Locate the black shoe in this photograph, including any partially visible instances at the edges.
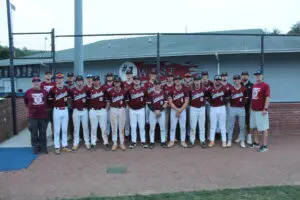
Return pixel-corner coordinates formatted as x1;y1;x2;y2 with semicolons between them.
129;142;137;149
249;142;260;149
161;142;167;148
188;142;195;148
200;141;208;148
141;143;148;148
91;144;96;150
41;149;48;154
104;144;110;150
32;148;39;154
149;143;155;149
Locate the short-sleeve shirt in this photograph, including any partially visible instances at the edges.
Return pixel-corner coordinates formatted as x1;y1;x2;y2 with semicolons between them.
48;86;71;108
107;88;127;108
190;87;208;108
208;86;228;107
147;90;168;111
70;87;88;109
168;86;189;108
86;86;107;109
127;86;147;109
229;86;248;107
251;82;270;111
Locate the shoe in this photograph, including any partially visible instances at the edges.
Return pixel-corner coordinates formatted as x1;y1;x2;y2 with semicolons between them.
222;142;227;148
234;138;240;143
208;141;215;148
240;141;246;148
167;141;175;148
200;141;208;148
111;144;118;151
32;148;39;154
247;134;252;145
120;144;126;151
41;149;48;154
104;144;110;150
226;141;232;148
91;144;96;150
141;143;148;148
149;143;155;149
161;142;167;148
248;142;260;149
72;144;79;151
55;148;60;154
181;141;188;148
129;142;137;149
257;145;268;152
188;142;195;148
62;147;71;152
86;144;91;150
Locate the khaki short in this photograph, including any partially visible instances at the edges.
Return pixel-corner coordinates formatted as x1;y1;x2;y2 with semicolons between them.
250;110;269;132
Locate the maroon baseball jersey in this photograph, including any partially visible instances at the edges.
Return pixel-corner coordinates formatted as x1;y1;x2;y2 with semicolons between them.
107;88;127;108
251;82;270;111
222;82;233;91
202;80;214;90
70;87;88;109
183;83;193;93
48;86;71;108
190;87;208;108
123;81;133;91
24;88;48;119
103;83;114;93
65;81;75;89
208;86;228;107
41;81;56;108
169;86;189;108
87;86;107;109
143;80;154;93
147;90;168;111
163;83;175;96
127;86;147;109
229;86;248;107
84;84;93;91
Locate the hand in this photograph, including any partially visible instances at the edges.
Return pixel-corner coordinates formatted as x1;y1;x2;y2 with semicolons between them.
262;110;268;115
155;110;161;118
176;110;181;117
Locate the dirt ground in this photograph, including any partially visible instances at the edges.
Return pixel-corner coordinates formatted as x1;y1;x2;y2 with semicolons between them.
1;134;300;200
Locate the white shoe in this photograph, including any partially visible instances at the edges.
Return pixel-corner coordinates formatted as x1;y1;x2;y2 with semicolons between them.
226;141;232;148
247;134;252;145
234;138;240;143
222;142;227;148
240;141;246;148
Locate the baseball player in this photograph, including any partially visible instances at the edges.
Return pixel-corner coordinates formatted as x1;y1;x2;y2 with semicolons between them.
183;73;193;137
189;75;208;148
163;72;175;139
48;73;72;154
107;76;127;151
103;72;114;136
227;74;248;148
65;72;75;88
87;75;109;150
207;75;229;148
40;71;56;139
127;75;147;149
147;79;168;148
144;68;157;124
249;69;270;152
123;70;133;137
239;71;254;145
65;72;75;142
168;75;189;148
220;72;232;135
70;75;90;151
85;74;94;90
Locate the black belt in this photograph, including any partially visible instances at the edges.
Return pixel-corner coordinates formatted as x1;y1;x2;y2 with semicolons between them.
74;108;86;111
91;108;105;110
130;106;145;110
191;105;204;108
111;106;125;108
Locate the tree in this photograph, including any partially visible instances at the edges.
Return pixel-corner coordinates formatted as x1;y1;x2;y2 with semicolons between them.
0;45;39;60
264;28;281;35
288;22;300;35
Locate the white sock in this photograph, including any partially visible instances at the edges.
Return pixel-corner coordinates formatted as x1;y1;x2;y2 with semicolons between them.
247;134;252;144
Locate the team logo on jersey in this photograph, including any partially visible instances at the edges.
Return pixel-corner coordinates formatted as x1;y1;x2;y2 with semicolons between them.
192;92;204;100
44;85;53;92
112;95;124;103
212;91;224;99
232;92;243;99
74;93;86;101
252;88;260;100
153;95;164;104
32;93;44;105
173;93;184;100
56;92;68;100
91;91;104;99
131;92;144;99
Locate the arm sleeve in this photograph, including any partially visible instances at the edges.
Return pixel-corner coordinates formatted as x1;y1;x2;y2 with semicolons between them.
265;84;271;97
24;91;29;107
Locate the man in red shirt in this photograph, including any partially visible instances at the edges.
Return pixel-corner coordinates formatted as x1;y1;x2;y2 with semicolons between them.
70;75;90;151
168;75;189;148
227;75;248;148
189;75;208;148
207;75;229;148
127;75;147;149
87;75;109;150
48;73;72;154
40;71;55;139
24;76;49;154
103;72;114;136
85;74;94;90
147;79;168;148
107;76;127;151
183;73;193;137
163;72;174;138
123;70;133;137
65;72;75;142
249;69;271;152
220;72;232;135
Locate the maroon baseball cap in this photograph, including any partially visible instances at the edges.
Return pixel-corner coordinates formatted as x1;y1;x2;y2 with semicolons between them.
133;75;140;80
184;73;192;78
233;74;241;80
32;76;41;82
174;75;182;80
221;72;228;77
201;71;209;76
56;73;64;79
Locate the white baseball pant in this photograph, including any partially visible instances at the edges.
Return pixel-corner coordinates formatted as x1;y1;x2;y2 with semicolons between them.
72;109;90;146
89;108;108;145
106;108;111;135
210;105;227;142
228;107;245;141
145;105;150;124
53;107;69;148
216;104;229;133
125;107;130;136
149;110;166;143
165;107;171;138
110;107;126;144
186;106;190;136
130;107;146;143
190;106;206;144
170;109;187;142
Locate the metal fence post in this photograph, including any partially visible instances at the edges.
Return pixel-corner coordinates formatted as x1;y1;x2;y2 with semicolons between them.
6;0;17;135
51;28;56;74
156;33;160;78
260;35;265;72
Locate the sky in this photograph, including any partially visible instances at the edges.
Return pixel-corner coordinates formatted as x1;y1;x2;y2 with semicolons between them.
0;0;299;51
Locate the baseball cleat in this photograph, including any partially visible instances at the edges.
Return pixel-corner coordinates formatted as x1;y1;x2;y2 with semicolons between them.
62;147;71;152
161;142;167;148
104;144;110;150
141;143;148;148
234;138;240;143
85;144;91;151
129;142;137;149
149;143;155;149
226;141;232;148
111;144;118;151
120;144;126;151
181;141;188;148
188;142;195;148
55;148;60;154
257;145;268;152
41;148;48;154
222;142;227;148
91;144;96;150
167;141;175;148
200;141;208;148
72;144;79;151
248;142;260;149
208;141;215;148
240;141;246;148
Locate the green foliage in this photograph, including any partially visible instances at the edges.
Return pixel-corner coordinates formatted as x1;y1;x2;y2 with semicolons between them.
288;21;300;35
0;45;39;60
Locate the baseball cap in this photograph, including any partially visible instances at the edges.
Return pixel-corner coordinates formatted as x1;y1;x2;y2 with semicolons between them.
45;71;52;75
114;76;122;82
193;75;202;81
106;72;113;77
32;76;41;82
214;75;222;80
150;68;157;74
167;72;174;77
201;71;209;76
254;69;263;75
126;69;133;74
174;75;182;80
221;72;228;77
86;74;93;78
93;75;100;81
154;79;161;85
241;71;249;76
75;75;84;81
56;72;64;79
233;74;241;80
184;73;192;78
67;72;74;77
133;75;140;80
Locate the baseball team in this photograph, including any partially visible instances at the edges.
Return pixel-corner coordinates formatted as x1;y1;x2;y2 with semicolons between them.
24;68;271;155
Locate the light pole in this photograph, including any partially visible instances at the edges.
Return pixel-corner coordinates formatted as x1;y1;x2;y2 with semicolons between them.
215;53;220;75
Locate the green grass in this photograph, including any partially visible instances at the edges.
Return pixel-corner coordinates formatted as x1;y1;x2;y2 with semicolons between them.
61;185;300;200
